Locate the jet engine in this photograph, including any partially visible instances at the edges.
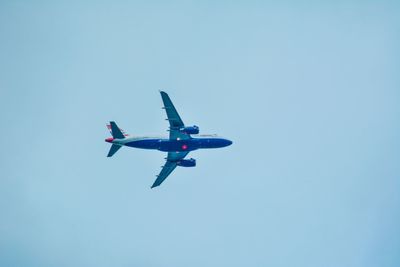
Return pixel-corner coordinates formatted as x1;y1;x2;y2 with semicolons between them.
180;125;199;135
177;158;196;167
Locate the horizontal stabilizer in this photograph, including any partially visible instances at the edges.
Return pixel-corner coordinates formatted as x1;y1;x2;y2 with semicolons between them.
109;121;125;139
107;144;122;157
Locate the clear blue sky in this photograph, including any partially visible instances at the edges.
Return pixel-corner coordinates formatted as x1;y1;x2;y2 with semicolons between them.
1;1;399;267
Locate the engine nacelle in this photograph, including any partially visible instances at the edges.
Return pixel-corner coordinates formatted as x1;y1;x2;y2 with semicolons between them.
177;158;196;167
180;125;199;135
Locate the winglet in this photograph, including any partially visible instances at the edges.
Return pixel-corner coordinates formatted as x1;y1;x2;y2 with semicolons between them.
151;178;161;189
151;177;160;189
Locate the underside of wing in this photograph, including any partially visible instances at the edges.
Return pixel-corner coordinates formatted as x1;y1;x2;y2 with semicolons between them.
160;91;184;128
160;91;191;140
151;161;178;189
151;151;190;188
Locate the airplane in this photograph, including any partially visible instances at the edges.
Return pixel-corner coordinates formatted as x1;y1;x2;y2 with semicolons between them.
105;91;233;188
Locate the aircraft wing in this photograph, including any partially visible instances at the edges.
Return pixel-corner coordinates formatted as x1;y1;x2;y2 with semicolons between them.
160;91;190;140
151;151;189;188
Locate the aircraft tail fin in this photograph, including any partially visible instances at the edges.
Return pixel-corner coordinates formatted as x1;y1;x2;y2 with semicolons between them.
107;144;122;157
106;121;127;139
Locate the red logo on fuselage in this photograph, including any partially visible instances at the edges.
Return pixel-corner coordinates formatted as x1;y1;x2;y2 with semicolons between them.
182;144;188;150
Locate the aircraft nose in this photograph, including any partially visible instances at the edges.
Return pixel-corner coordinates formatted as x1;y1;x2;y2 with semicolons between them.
222;139;233;147
105;137;114;143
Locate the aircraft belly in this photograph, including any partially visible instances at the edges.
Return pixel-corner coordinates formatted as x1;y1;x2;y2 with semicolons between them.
197;138;233;149
158;140;199;152
126;139;161;150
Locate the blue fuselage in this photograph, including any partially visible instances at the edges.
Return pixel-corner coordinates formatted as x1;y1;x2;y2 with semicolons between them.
125;137;232;152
